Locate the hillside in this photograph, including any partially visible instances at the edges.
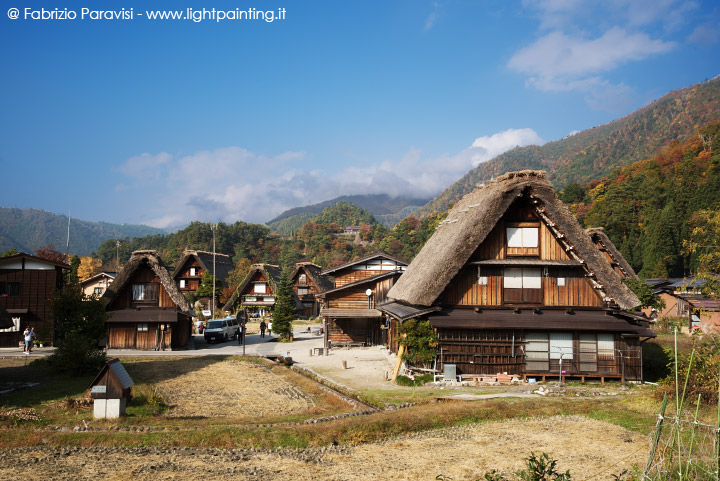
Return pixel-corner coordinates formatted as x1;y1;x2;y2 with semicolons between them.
573;121;720;278
267;194;429;234
415;76;720;218
0;207;169;256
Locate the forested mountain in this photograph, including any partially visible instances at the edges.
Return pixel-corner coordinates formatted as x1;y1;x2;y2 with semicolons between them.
569;121;720;279
415;76;720;218
0;207;168;256
94;221;276;268
267;194;429;234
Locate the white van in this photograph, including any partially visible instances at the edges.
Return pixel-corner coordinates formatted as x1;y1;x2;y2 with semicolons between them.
203;317;238;343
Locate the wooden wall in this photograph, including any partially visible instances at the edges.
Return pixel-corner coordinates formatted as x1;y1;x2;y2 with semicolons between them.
328;318;382;346
326;276;397;309
111;266;176;309
108;317;189;350
0;267;62;347
440;198;603;309
437;329;642;380
440;266;603;308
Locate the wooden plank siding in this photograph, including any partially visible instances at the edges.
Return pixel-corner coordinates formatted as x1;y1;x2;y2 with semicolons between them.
334;269;383;287
108;317;189;350
110;266;176;309
437;329;642;380
0;267;63;347
440;203;601;309
439;266;602;308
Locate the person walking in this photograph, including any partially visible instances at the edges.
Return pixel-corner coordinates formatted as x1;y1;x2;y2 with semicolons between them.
259;320;266;338
267;321;272;336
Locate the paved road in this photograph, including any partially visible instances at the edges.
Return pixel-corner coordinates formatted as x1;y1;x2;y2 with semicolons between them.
0;326;325;359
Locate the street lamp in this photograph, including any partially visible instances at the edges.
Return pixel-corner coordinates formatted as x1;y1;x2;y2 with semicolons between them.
365;288;372;309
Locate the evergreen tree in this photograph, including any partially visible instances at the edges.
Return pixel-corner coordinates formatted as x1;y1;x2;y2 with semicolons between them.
49;279;107;375
195;270;222;308
272;269;295;341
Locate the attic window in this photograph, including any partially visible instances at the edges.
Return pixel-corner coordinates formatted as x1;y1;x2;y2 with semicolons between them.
506;226;538;248
298;273;307;284
254;282;267;294
132;283;158;301
190;267;197;276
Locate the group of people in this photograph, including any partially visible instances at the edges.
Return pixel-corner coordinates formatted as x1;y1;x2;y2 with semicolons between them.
259;320;272;338
22;326;37;354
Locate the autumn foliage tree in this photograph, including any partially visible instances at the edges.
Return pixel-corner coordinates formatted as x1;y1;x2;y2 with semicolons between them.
34;245;67;264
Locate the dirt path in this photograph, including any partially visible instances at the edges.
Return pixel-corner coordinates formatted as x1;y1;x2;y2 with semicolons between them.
0;415;648;480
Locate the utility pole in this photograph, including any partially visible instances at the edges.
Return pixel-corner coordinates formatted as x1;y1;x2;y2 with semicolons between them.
212;223;217;320
65;211;71;263
116;241;120;269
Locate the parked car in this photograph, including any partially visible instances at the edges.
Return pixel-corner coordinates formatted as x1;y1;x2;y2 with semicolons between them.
203;317;238;343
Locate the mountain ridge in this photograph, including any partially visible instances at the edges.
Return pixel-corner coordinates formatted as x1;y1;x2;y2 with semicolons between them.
413;76;720;218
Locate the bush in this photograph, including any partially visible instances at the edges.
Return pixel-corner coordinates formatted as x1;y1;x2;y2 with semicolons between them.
659;334;720;405
395;373;434;387
49;331;106;375
399;318;438;367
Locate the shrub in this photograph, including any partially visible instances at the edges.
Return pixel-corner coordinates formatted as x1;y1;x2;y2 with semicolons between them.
659;334;720;404
395;373;434;387
399;318;438;367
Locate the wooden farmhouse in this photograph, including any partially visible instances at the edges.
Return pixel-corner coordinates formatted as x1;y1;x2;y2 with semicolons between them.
102;250;193;350
291;261;334;318
381;171;653;382
80;271;116;297
641;277;720;333
0;253;70;347
587;228;638;280
223;264;299;319
172;249;234;296
317;252;407;348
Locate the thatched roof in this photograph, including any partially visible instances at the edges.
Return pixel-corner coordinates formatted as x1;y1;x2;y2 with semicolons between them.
292;262;334;292
222;264;283;312
320;251;407;276
387;170;640;310
102;250;192;313
586;227;638;280
171;250;235;285
0;305;14;330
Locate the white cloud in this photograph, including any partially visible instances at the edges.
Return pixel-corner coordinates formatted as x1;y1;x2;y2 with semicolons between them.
117;152;172;179
508;28;674;92
688;21;720;46
424;1;441;31
117;129;544;227
468;129;545;166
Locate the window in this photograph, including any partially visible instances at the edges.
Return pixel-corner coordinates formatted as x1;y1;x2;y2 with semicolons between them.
132;283;158;301
190;267;197;276
93;287;104;296
254;282;267;294
298;273;307;284
0;317;20;333
525;332;549;371
506;227;538;248
503;267;542;303
477;266;488;286
549;332;573;360
298;287;309;295
137;323;149;332
179;280;186;288
0;282;21;297
557;277;566;286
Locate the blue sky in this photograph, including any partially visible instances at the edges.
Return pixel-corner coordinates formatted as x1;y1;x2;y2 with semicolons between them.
1;0;719;227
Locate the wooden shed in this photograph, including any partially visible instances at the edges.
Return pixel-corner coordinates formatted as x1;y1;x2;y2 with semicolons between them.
87;358;134;418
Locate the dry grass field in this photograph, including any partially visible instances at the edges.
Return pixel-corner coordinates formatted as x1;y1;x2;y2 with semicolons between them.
0;356;660;479
0;415;647;480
